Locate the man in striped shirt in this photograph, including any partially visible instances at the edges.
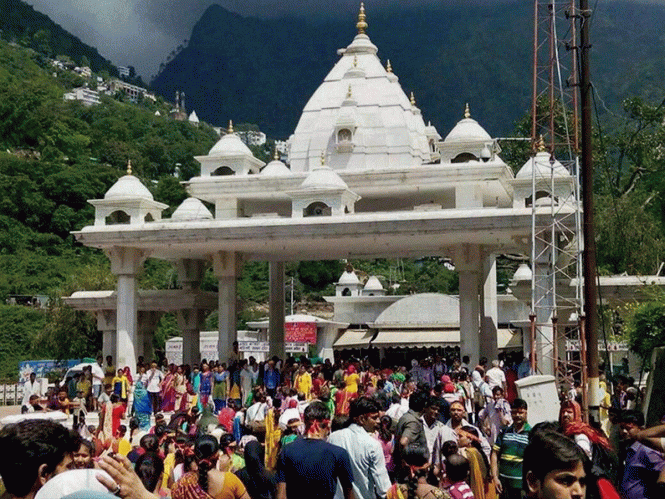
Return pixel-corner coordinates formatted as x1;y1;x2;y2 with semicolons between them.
491;398;530;499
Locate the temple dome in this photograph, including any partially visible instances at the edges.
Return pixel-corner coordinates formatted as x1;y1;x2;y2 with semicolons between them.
287;5;435;173
301;165;348;190
338;270;360;285
171;197;213;221
364;276;384;291
105;174;153;201
208;132;253;157
512;263;533;282
261;158;292;176
444;116;492;143
516;151;570;179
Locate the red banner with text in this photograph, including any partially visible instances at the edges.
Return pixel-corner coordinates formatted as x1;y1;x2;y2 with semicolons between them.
285;322;317;344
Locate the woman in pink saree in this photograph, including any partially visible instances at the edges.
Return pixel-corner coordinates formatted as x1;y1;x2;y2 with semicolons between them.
161;364;177;411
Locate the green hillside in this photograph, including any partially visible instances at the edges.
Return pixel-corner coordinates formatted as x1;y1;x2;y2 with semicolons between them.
0;38;221;378
0;0;117;74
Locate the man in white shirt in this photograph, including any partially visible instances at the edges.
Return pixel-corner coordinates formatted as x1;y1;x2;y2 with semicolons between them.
421;396;457;478
21;373;43;411
329;397;391;499
246;393;269;425
486;360;506;391
145;361;164;413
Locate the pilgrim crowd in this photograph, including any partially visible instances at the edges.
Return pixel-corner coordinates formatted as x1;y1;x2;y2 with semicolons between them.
3;350;665;499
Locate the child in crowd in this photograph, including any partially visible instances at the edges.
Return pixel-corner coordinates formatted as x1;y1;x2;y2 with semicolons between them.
446;454;475;499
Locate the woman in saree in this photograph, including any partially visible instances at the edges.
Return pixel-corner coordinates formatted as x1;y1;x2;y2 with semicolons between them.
456;426;496;499
161;364;177;412
174;365;187;412
213;364;228;412
132;378;152;430
387;443;451;499
171;435;250;499
199;362;215;410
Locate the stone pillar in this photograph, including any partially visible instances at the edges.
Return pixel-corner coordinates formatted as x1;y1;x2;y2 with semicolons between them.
316;325;337;361
480;252;499;363
97;310;116;359
213;252;239;364
269;262;286;359
177;259;208;365
137;311;160;364
178;309;207;366
107;247;147;374
454;244;481;368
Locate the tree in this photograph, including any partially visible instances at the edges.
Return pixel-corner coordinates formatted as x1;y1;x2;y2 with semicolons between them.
625;297;665;371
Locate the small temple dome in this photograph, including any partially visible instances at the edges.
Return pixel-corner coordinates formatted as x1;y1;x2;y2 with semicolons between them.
208;131;253;157
171;197;213;221
261;154;292;176
444;114;492;144
189;111;199;123
338;270;360;285
364;276;384;291
516;151;570;179
105;173;154;201
301;165;348;190
512;263;533;282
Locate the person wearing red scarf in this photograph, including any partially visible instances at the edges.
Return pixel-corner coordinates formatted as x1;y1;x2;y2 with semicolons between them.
559;400;612;458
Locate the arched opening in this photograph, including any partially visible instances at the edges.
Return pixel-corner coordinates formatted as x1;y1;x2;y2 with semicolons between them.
525;191;558;207
338;128;352;143
212;166;234;176
451;152;479;163
144;213;154;222
105;210;130;225
342;288;351;296
304;201;332;217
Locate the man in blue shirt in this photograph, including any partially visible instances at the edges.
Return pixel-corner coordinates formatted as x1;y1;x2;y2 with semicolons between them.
277;401;355;499
620;410;665;499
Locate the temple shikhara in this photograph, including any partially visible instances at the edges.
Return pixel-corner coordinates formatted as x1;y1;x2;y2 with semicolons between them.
67;4;578;374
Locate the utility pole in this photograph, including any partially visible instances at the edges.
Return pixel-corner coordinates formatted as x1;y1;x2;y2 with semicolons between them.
579;0;600;420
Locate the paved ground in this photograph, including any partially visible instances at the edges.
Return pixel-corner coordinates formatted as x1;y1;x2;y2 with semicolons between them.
0;405;19;418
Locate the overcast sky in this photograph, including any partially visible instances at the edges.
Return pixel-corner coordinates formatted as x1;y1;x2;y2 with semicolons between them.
24;0;651;79
24;0;518;78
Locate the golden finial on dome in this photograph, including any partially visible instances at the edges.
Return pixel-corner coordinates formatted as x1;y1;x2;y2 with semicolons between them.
274;148;279;161
386;59;392;73
356;2;368;35
353;55;358;68
320;151;326;166
537;134;546;152
227;120;234;133
410;92;416;106
347;85;353;99
464;103;470;119
126;159;132;176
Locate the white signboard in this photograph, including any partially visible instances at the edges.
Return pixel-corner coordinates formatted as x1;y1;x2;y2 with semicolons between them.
565;340;628;352
238;341;308;354
166;338;183;365
514;375;560;425
166;337;309;365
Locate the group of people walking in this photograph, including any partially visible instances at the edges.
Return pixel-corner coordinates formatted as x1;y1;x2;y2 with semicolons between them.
7;351;665;499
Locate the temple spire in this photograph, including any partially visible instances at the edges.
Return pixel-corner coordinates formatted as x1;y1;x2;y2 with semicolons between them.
126;159;132;176
464;103;470;119
410;92;416;106
356;2;368;34
386;59;392;73
227;120;234;133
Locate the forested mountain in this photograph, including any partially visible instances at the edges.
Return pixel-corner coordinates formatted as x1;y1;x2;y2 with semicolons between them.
0;0;117;74
152;1;665;139
0;38;221;377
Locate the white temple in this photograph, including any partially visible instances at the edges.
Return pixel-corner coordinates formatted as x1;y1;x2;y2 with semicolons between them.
69;4;577;373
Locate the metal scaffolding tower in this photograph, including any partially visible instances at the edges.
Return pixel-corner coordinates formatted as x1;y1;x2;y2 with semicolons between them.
529;0;585;405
